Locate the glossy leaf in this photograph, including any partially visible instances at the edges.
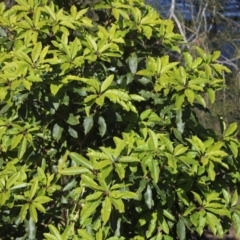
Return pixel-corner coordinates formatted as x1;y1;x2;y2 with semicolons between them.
69;152;93;170
101;197;112;225
52;123;63;141
78;229;94;240
144;185;153;209
98;116;107;137
83;115;94;135
176;218;186;240
129;53;138;74
60;166;90;175
48;225;62;240
231;190;238;207
29;179;38;200
101;75;114;93
18;137;27;159
224;122;238;138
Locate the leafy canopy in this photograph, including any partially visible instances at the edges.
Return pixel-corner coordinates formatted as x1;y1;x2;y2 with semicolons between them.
0;0;240;239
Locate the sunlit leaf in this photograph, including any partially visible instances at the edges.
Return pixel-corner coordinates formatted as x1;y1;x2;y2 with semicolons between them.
101;196;112;225
18;137;27;159
69;152;93;170
60;166;90;175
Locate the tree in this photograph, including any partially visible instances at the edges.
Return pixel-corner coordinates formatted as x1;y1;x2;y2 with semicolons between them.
146;0;240;129
0;0;240;239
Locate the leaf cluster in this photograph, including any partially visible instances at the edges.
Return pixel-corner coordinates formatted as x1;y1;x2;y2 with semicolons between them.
0;0;239;239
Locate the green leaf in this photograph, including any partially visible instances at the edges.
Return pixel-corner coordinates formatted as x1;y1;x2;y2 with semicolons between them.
233;213;240;237
183;52;193;67
69;152;93;170
206;208;231;217
231;190;238;207
18;137;27;159
136;69;154;76
98;171;109;191
77;229;94;240
207;161;216;181
44;6;56;20
224;122;238;138
118;156;139;163
66;114;79;125
29;179;38;200
206;212;217;235
144;185;153;209
29;205;38;222
52;123;63;141
6;172;20;188
175;94;185;109
191;191;202;205
34;196;52;204
148;129;158;149
120;191;138;199
70;38;80;59
130;94;145;101
20;204;29;221
159;216;169;234
176;218;186;240
207;88;215;104
83;115;94;135
149;160;159;183
161;62;178;74
98;116;107;137
115;164;125;180
229;141;238;158
23;79;32;90
86;35;98;52
31;42;42;62
183;205;196;216
101;75;114;93
50;84;63;96
85;191;103;201
129;53;138;74
68;126;78;138
11;134;23;149
33;202;46;213
81;199;101;224
146;212;157;238
174;144;188;157
24;217;36;240
184;89;194;104
62;224;73;240
48;224;62;240
110;197;125;213
60;166;90;175
81;175;103;191
195;47;207;61
101;196;112;225
163;210;175;221
211;51;221;61
39;46;50;62
43;233;59;240
222;189;230;205
0;88;7;100
140;109;152;120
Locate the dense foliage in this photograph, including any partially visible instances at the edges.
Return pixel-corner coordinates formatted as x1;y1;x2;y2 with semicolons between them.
0;0;240;239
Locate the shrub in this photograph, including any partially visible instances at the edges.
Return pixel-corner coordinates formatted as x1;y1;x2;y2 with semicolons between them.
0;0;240;239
